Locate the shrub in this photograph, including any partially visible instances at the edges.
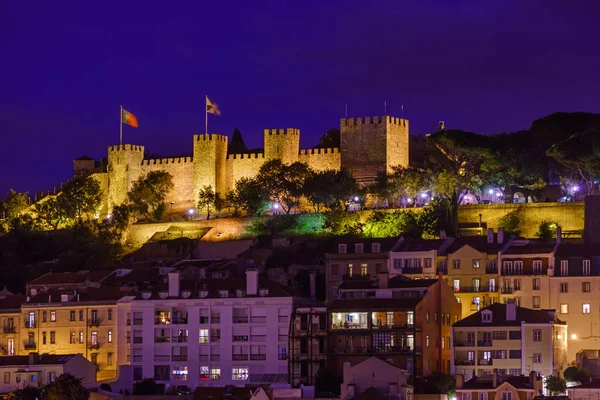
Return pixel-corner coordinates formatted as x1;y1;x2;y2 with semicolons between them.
323;211;363;236
499;207;523;236
536;220;561;240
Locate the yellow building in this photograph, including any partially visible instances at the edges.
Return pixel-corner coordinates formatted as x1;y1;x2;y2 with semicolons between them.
0;295;25;357
20;287;130;380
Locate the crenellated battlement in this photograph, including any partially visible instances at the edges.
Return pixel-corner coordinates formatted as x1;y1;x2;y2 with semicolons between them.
227;152;265;160
193;133;228;142
108;144;145;152
340;116;408;127
264;128;300;136
299;147;340;155
142;157;192;166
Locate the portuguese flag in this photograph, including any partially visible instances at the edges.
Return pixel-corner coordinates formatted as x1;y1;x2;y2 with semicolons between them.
122;108;139;128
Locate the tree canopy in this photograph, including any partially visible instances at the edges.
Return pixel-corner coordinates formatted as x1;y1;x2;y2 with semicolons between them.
128;170;174;221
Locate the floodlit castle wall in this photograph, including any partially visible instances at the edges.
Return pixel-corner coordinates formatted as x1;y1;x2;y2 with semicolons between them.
225;153;266;193
141;157;195;206
264;128;300;164
298;147;341;171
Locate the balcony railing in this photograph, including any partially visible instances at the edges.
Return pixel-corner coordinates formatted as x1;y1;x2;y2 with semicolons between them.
154;317;171;325
501;287;514;294
211;354;220;361
133;337;143;344
232;354;249;361
250;354;267;360
453;340;476;347
211;317;220;324
250;335;266;342
477;341;493;346
233;317;249;323
24;343;36;350
171;336;188;343
155;337;170;343
501;269;523;276
278;354;288;360
454;359;475;366
171;317;188;325
278;335;288;342
486;267;498;274
454;286;497;293
133;318;143;325
211;336;220;342
331;323;368;330
372;323;421;330
88;319;100;327
250;316;266;323
333;346;421;355
154;355;170;361
3;326;16;333
89;343;100;350
478;359;492;365
171;355;188;361
24;321;35;329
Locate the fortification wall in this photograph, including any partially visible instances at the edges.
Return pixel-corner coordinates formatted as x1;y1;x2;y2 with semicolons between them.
340;116;389;178
225;152;266;193
386;117;409;172
91;172;109;216
458;202;584;238
107;144;145;210
141;157;195;207
298;147;341;171
264;128;300;164
193;134;228;198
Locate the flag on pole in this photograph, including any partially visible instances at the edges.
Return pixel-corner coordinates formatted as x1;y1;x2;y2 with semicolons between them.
121;108;139;128
206;96;221;116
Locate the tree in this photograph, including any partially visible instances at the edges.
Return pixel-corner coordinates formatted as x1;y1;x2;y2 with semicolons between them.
232;177;270;216
133;378;164;395
197;185;223;220
44;373;89;400
535;220;561;240
304;169;361;212
257;159;311;214
315;128;340;149
323;211;363;236
7;386;42;400
128;171;173;221
35;197;70;230
498;208;523;236
544;375;566;395
390;166;432;205
423;372;456;396
370;171;395;207
60;176;102;220
363;210;422;239
1;189;29;219
547;129;600;195
563;366;591;382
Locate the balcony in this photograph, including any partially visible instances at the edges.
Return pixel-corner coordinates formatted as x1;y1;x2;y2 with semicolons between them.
375;345;421;354
250;354;267;361
278;335;288;342
24;321;35;329
454;340;476;347
233;316;249;324
171;355;188;361
89;343;100;350
171;317;188;325
454;286;497;293
171;336;188;343
133;337;143;344
477;341;493;347
250;316;266;323
278;354;288;360
232;354;249;361
3;326;16;333
250;335;266;342
454;359;475;366
372;323;422;330
24;343;36;350
199;355;209;361
154;337;170;343
501;269;523;276
154;317;171;325
211;354;220;361
486;267;498;274
154;355;170;362
211;317;220;324
501;287;514;294
88;319;100;327
478;359;492;365
401;267;423;274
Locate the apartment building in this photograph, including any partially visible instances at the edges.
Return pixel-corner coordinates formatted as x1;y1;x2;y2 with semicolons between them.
26;271;114;296
327;275;461;381
325;237;400;302
21;287;129;380
0;295;25;357
389;238;454;278
116;270;307;391
455;370;543;400
288;307;327;386
451;301;567;381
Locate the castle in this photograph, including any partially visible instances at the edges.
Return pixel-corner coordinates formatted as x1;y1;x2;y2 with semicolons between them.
74;116;409;213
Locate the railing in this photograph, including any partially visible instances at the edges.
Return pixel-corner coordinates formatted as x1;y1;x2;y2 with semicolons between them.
154;355;170;361
250;354;266;360
232;336;248;342
250;335;266;342
250;316;266;323
198;355;209;361
171;317;188;325
172;355;188;361
3;326;16;333
133;318;143;325
133;337;143;344
278;316;288;323
454;341;476;347
501;270;523;276
501;287;514;294
155;337;170;343
486;267;498;274
454;359;475;365
477;341;493;346
24;321;35;328
211;354;220;361
330;323;368;330
278;354;288;360
88;319;100;327
372;323;421;330
233;317;249;323
24;343;36;350
479;359;492;365
154;317;171;325
89;343;100;350
171;336;188;343
210;336;220;342
211;317;220;324
232;354;249;361
454;286;497;293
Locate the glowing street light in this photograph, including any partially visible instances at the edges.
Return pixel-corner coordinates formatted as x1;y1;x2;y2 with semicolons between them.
571;186;579;193
106;214;112;220
353;196;359;202
273;203;279;209
406;198;412;203
488;189;494;194
188;209;195;215
421;193;428;199
571;333;577;340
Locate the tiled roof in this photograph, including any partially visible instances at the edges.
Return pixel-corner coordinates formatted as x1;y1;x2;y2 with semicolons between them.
444;236;505;255
0;295;26;310
328;297;423;311
28;271;112;286
453;303;564;327
0;354;77;366
389;277;438;289
503;240;557;255
460;375;536;390
555;242;600;257
25;287;132;305
327;237;401;255
394;239;450;252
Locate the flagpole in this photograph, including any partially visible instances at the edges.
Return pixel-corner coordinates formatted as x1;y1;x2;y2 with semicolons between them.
120;105;123;145
205;95;208;135
345;104;348;118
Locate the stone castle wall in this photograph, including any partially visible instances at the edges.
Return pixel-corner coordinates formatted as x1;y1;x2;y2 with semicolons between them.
225;152;266;193
264;128;300;164
141;157;195;206
298;148;341;171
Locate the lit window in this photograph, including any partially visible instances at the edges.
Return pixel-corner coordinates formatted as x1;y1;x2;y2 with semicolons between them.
210;368;221;380
426;335;430;347
199;329;209;343
108;330;113;343
560;283;568;293
472;259;480;269
583;304;591;314
560;304;568;314
360;264;368;276
200;366;209;380
560;260;568;276
347;264;353;277
533;329;542;341
50;311;56;322
232;367;248;380
583;260;591;276
532;297;540;309
172;366;188;381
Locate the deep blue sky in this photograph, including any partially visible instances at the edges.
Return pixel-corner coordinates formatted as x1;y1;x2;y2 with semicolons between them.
1;1;599;196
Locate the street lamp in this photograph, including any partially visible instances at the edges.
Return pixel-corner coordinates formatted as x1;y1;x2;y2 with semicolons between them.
170;202;175;214
353;196;359;202
488;189;494;194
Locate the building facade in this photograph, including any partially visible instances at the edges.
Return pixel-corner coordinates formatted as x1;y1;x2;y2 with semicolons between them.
288;307;327;386
451;302;568;380
0;295;25;357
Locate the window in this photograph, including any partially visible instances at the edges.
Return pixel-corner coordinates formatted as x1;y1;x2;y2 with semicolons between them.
50;331;55;344
70;311;75;321
583;282;591;292
492;331;507;340
108;309;113;321
533;260;542;274
347;264;353;277
426;312;430;323
479;393;488;400
426;335;430;347
425;258;432;268
70;331;76;344
232;367;248;381
3;372;9;384
331;264;340;275
79;331;84;344
533;353;542;363
360;264;368;276
42;311;47;322
560;304;568;314
200;366;210;380
91;331;98;346
533;278;540;290
107;352;113;366
453;260;460;269
514;261;523;274
199;329;209;343
560;283;568;293
338;244;347;254
509;369;521;376
210;368;221;380
472;259;480;269
482;312;492;323
371;243;380;253
441;337;445;349
79;310;83;321
50;311;56;322
533;329;542;341
355;244;363;254
91;353;98;365
509;350;522;358
453;279;460;292
583;260;591;276
48;372;56;383
172;366;188;381
583;304;591;314
108;330;113;343
561;260;568;276
42;332;47;345
514;279;521;290
533;296;540;309
331;312;368;329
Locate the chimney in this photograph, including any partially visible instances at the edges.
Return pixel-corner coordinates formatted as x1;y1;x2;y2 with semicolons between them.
309;271;316;300
377;272;389;289
556;227;562;244
506;299;517;321
28;352;39;365
497;228;504;244
246;269;258;296
493;369;498;388
456;374;464;389
487;228;494;244
440;230;447;239
167;271;180;297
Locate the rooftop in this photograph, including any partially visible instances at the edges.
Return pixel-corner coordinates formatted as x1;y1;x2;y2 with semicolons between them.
453;303;564;327
555;241;600;258
25;287;132;305
460;375;536;390
0;354;77;366
503;239;557;255
28;271;112;286
327;237;401;255
0;295;27;310
444;235;506;255
394;238;451;252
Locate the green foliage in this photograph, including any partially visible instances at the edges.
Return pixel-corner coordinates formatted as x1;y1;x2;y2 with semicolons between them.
536;220;561;240
232;177;270;216
370;171;395;206
294;214;325;234
303;169;361;212
1;189;29;219
133;378;164;395
363;210;421;239
128;170;174;221
245;218;270;236
61;176;103;220
563;366;590;382
35;197;70;230
390;166;432;202
7;386;42;400
498;208;523;236
323;211;363;236
45;373;89;400
258;159;311;213
423;372;456;396
197;185;223;220
544;375;566;395
225;190;243;217
419;198;452;238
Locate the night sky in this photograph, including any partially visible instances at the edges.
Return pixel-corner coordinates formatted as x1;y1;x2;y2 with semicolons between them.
2;1;599;196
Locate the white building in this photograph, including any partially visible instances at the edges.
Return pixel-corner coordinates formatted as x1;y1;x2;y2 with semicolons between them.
341;356;411;400
116;269;306;391
0;353;97;394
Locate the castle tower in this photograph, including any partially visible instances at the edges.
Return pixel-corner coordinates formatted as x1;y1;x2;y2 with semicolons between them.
263;128;300;164
193;134;228;198
107;144;145;210
340;116;409;182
